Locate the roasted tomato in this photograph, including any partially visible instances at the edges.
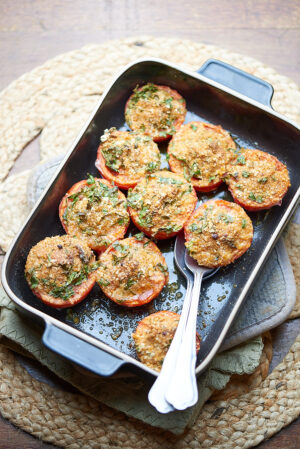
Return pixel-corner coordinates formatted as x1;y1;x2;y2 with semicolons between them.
128;170;197;239
97;235;168;307
184;199;253;268
125;83;186;142
95;128;161;189
59;175;129;253
168;121;237;191
25;235;97;308
225;148;291;211
132;311;201;372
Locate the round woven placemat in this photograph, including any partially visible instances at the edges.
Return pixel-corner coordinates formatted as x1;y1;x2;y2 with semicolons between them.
0;36;299;448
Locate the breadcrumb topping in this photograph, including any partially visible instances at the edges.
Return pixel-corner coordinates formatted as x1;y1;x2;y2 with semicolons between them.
185;200;253;267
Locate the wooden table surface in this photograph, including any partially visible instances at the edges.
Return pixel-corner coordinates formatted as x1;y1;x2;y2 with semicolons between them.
0;1;299;448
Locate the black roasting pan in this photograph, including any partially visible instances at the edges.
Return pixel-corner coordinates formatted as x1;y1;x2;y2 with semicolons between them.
2;58;300;380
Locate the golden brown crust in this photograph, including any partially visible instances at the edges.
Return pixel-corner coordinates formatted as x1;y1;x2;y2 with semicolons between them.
184;199;253;268
97;236;168;307
125;84;186;142
59;176;129;253
128;170;197;239
168;121;236;191
95;128;161;189
25;235;97;308
226;148;290;211
132;311;200;372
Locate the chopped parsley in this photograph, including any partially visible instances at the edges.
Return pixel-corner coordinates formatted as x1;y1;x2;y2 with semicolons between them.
138;206;152;227
190;124;198;131
98;278;110;287
236;155;246;165
87;173;96;185
159;224;182;234
146;161;159;172
191;162;201;178
112;243;128;253
258;177;268;183
112;252;128;265
164;97;173;107
129;83;158;104
242;171;250;178
159;131;168;138
27;269;39;289
219;214;234;224
249;192;263;203
117;217;127;225
40;262;96;301
242;218;247;229
189;223;199;232
158;177;183;185
101;145;124;172
127;191;142;209
124;278;136;290
156;263;168;273
134;232;145;241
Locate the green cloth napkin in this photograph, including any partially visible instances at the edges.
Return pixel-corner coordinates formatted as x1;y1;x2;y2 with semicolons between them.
0;286;263;434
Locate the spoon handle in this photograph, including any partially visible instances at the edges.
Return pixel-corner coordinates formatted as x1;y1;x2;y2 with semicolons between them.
165;270;204;410
148;279;193;413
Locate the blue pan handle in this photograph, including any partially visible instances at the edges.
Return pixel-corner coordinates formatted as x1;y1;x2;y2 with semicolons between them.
198;59;274;108
43;322;126;376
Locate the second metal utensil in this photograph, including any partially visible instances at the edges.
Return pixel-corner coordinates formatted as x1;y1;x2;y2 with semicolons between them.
148;233;193;413
148;233;216;413
165;250;214;410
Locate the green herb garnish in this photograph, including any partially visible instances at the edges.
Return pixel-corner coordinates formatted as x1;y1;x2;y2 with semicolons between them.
158;177;183;185
130;83;158;104
248;192;263;203
134;232;145;241
164;97;173;107
27;269;39;289
87;173;95;185
156;263;168;273
237;155;246;165
146;161;159;172
124;278;136;290
258;177;268;183
98;278;110;287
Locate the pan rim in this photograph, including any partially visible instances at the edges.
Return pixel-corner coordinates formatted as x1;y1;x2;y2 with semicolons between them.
2;57;300;378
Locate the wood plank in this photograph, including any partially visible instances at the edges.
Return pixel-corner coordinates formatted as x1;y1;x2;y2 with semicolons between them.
0;1;299;90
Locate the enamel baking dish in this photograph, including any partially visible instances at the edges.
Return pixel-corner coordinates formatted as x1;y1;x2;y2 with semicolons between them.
2;58;300;380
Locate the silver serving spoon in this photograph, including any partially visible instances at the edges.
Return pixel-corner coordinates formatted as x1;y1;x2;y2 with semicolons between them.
148;233;216;413
165;251;214;410
148;233;193;413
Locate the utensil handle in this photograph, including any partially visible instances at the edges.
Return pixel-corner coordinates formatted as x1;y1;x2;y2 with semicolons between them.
43;322;125;377
198;59;274;107
148;280;193;413
165;270;204;410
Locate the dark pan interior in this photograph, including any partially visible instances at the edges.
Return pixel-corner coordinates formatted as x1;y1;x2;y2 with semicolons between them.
5;60;300;368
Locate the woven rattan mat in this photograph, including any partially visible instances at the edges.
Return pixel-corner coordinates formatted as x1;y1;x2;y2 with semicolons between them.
0;37;299;448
